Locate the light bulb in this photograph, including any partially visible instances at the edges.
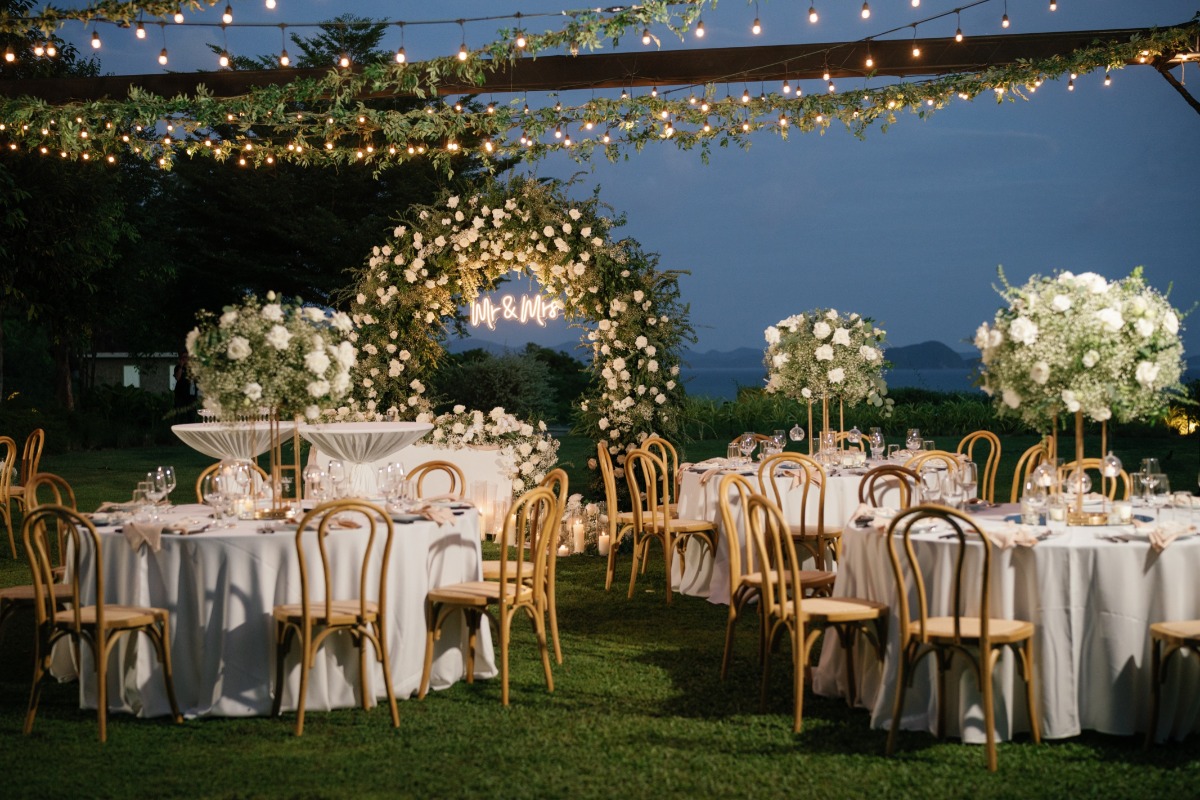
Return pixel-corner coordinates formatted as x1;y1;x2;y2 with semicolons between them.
554;125;562;139
861;2;870;20
395;47;406;64
1067;79;1074;91
1070;71;1078;80
1049;0;1057;9
782;80;791;94
1002;13;1010;28
91;31;101;49
339;52;350;68
642;28;651;45
279;49;289;66
751;18;761;35
483;138;494;153
458;43;468;61
741;88;750;103
912;44;921;58
487;102;495;114
515;32;526;49
650;86;658;98
695;19;705;38
223;4;233;25
865;53;874;68
136;23;146;39
1104;72;1111;86
45;43;56;57
700;100;710;111
823;67;830;81
955;28;963;42
777;113;787;127
33;42;44;56
266;0;275;7
219;51;229;67
159;48;168;65
174;10;184;24
3;46;13;62
620;89;628;100
602;131;611;143
808;6;818;23
912;0;920;5
828;80;835;93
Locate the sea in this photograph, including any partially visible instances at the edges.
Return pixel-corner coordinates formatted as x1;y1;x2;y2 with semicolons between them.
682;368;982;401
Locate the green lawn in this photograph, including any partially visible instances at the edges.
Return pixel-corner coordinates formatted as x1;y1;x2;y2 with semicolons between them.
0;437;1197;798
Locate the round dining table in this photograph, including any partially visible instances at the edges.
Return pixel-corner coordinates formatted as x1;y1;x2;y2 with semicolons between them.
811;504;1200;743
62;503;495;719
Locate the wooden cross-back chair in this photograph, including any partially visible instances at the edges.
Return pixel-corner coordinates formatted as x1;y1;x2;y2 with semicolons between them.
904;450;961;474
409;460;466;498
271;499;399;736
194;461;269;503
1009;442;1049;504
857;465;920;510
0;436;19;558
956;431;1002;504
884;504;1041;771
419;486;558;706
746;494;885;729
23;504;182;742
1058;458;1131;501
597;442;636;592
642;435;681;518
624;448;717;604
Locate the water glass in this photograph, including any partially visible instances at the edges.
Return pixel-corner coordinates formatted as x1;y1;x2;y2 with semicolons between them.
886;444;900;460
738;433;757;465
920;469;943;504
922;439;936;452
941;472;965;510
327;459;347;499
726;443;741;463
1148;474;1171;521
958;462;979;502
905;428;922;452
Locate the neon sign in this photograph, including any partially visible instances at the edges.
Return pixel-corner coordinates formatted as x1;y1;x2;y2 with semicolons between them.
469;294;563;330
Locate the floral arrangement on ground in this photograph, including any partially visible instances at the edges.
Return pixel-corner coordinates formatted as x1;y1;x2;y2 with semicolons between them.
975;267;1187;431
186;292;356;419
414;405;559;497
763;308;891;414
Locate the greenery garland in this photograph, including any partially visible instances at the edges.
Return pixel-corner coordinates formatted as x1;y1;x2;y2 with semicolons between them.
0;2;1194;172
348;176;693;492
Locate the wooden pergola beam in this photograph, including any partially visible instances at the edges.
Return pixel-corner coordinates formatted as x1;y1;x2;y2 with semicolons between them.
0;26;1165;104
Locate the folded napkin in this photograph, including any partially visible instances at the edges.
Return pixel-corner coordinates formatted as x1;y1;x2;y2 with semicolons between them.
416;503;456;526
844;503;898;533
987;521;1043;549
122;522;163;553
1133;520;1197;552
421;493;471;506
698;467;727;486
780;469;807;490
98;501;136;513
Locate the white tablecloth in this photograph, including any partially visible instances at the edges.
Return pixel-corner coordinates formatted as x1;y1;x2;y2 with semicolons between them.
172;421;297;461
298;421;433;497
812;506;1200;742
67;504;495;718
675;459;900;604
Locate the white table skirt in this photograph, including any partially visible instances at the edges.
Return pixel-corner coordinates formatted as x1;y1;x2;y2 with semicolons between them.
172;421;297;461
310;442;516;506
812;507;1200;742
65;504;495;719
674;460;899;604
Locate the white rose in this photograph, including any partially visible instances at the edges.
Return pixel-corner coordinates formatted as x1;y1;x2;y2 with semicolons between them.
1082;350;1100;368
1030;361;1050;385
264;324;292;351
1009;317;1039;346
655;394;667;404
330;312;353;333
1002;388;1021;409
219;310;238;327
1091;407;1112;422
1134;318;1155;339
647;360;659;373
813;321;832;340
973;324;992;351
1051;294;1071;312
635;335;648;349
260;303;284;322
772;353;789;368
303;307;326;323
645;346;656;357
226;336;251;361
307;379;330;398
304;349;330;375
832;328;851;347
1096;308;1124;333
859;346;878;362
801;387;812;399
305;405;321;420
827;367;845;384
1135;361;1160;387
598;418;609;431
1061;389;1081;413
814;344;834;362
243;382;262;401
1164;311;1179;335
764;326;780;345
568;208;582;220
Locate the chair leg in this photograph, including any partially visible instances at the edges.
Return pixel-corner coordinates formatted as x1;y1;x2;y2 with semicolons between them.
271;623;292;717
547;582;562;665
373;621;400;729
662;534;674;605
417;603;440;700
792;625;807;733
151;620;184;724
720;607;738;681
982;650;998;772
1145;636;1163;750
1023;638;1041;744
534;608;554;694
840;625;860;708
935;652;948;740
1;501;15;560
499;610;512;707
886;651;909;757
96;634;109;743
294;629;311;736
23;629;49;735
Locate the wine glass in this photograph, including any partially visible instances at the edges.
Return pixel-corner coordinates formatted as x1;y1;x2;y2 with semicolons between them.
1149;474;1171;521
905;428;922;453
868;428;885;461
958;462;979;504
327;459;347;499
788;424;805;444
156;465;177;507
772;430;786;452
919;468;943;504
200;473;227;527
738;433;756;465
145;471;167;520
1021;478;1047;524
1141;458;1161;478
941;472;965;510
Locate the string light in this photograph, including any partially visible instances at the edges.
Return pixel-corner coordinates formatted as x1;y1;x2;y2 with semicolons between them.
782;79;791;95
136;21;146;39
695;18;705;38
3;46;13;63
45;42;56;57
33;41;44;56
1104;72;1111;86
159;47;168;65
955;11;963;42
222;4;233;25
912;27;921;58
751;2;761;35
828;78;835;93
338;51;350;68
395;23;406;63
457;21;469;61
808;5;818;24
912;0;920;6
741;87;750;103
219;50;230;68
174;9;184;24
650;87;658;98
1002;1;1010;29
861;3;871;20
1067;78;1074;91
641;28;651;45
266;0;276;8
865;41;874;69
91;31;101;49
278;25;289;66
1049;1;1057;9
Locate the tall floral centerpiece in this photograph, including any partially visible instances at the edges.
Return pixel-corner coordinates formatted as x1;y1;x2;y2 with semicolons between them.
976;267;1186;521
763;309;891;454
186;292;358;513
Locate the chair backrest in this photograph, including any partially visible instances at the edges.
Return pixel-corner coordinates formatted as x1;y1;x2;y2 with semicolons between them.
904;450;961;474
292;500;395;623
956;430;1001;504
1009;442;1049;503
26;472;77;509
596;442;626;538
835;431;866;451
727;433;771;446
885;504;996;649
1060;458;1131;500
495;486;558;605
857;465;919;509
744;493;804;625
195;460;269;503
23;504;98;633
0;436;15;500
410;460;466;498
642;435;680;506
757;451;828;537
19;428;45;485
528;468;568;548
717;472;758;591
625;449;673;536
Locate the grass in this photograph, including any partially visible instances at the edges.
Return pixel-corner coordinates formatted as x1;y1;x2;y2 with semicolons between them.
1;437;1198;798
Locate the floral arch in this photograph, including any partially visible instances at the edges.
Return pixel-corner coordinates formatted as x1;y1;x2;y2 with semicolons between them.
348;176;693;488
